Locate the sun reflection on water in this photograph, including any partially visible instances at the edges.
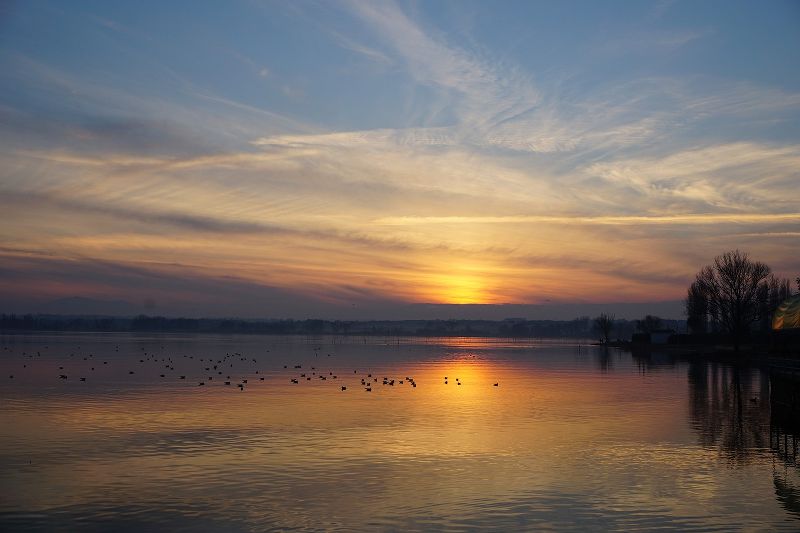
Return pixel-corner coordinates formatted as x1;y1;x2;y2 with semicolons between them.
0;334;798;531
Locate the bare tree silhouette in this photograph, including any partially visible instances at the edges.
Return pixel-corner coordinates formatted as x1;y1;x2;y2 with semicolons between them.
593;313;615;344
687;250;771;351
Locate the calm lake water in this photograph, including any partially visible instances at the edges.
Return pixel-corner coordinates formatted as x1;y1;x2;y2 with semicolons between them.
1;333;798;531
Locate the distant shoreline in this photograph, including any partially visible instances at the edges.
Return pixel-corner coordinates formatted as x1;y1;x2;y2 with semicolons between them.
0;313;685;340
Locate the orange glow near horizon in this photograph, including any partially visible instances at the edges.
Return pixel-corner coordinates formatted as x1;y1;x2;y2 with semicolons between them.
428;270;488;304
0;158;796;314
0;1;798;318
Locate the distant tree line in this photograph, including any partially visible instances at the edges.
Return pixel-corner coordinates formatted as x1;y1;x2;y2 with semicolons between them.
0;313;684;339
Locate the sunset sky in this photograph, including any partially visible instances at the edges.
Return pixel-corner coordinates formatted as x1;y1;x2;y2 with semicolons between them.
1;1;798;319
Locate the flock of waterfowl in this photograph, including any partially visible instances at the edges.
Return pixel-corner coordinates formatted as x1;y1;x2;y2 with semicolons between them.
2;343;499;392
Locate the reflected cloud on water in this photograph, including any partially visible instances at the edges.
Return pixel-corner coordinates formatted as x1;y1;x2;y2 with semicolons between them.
1;334;799;530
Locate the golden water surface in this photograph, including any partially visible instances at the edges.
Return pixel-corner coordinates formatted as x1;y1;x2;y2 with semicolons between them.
1;333;798;531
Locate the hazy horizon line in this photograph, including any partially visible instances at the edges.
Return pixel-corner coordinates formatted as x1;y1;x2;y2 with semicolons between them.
1;297;687;322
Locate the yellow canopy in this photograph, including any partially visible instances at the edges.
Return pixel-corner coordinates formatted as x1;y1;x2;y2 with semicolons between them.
773;294;800;330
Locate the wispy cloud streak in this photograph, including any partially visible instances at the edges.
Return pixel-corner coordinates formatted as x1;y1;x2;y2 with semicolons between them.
0;1;797;315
